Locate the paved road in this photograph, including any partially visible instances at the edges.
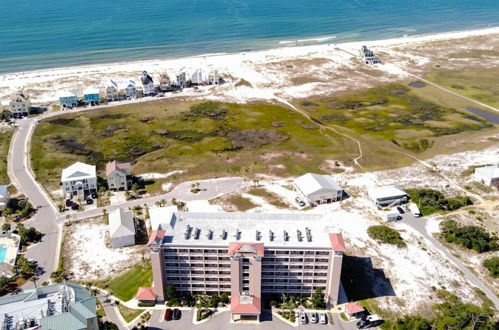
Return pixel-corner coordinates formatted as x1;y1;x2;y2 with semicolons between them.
96;293;128;330
148;310;358;330
9;118;59;286
403;214;499;307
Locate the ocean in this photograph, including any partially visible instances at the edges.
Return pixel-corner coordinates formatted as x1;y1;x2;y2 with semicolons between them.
1;0;498;74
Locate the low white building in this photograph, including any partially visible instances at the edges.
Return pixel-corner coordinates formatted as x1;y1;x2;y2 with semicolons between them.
293;173;345;206
474;165;499;187
368;185;407;207
109;208;136;248
9;93;31;117
61;162;97;198
0;185;10;211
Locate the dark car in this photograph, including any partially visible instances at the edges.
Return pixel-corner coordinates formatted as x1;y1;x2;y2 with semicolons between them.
165;308;172;321
396;206;405;214
91;192;98;199
65;199;72;207
86;198;93;205
173;308;181;320
71;203;79;210
356;315;383;329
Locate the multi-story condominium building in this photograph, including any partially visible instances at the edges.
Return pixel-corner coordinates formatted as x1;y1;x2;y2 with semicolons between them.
9;92;31;117
61;162;97;198
0;283;98;330
145;211;346;322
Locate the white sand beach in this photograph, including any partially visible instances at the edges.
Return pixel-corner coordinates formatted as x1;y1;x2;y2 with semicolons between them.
1;27;498;105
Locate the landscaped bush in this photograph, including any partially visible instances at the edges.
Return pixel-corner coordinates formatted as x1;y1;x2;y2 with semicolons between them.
367;225;406;248
277;311;296;322
440;220;498;253
406;189;473;215
196;308;213;321
483;257;499;278
137;302;155;307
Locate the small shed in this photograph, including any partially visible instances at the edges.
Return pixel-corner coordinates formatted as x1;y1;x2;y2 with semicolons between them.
136;287;157;304
109;208;136;248
346;301;366;319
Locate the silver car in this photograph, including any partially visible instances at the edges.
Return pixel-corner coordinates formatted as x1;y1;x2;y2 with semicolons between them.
319;312;327;324
299;312;307;324
310;312;318;324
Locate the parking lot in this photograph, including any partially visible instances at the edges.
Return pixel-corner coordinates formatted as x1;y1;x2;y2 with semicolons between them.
147;309;360;330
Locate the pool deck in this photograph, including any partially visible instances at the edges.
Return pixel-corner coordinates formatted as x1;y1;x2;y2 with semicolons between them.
0;234;20;277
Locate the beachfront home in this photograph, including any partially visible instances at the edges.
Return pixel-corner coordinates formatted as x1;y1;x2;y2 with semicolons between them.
61;162;97;198
359;46;381;65
123;80;138;99
141;71;155;96
0;185;10;211
208;70;220;85
367;185;407;207
474;165;499;188
106;160;132;191
105;79;120;102
109;208;136;248
176;71;187;88
9;92;31;117
83;87;100;105
159;72;172;91
0;282;98;330
293;173;345;206
58;90;78;108
191;69;204;85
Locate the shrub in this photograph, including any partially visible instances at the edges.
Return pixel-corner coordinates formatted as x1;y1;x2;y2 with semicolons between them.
393;315;432;330
406;189;472;215
440;220;498;253
137;302;155;307
483;257;499;278
196;308;213;321
367;225;406;248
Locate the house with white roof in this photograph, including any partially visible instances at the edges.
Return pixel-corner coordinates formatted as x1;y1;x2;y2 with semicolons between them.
367;185;407;207
293;173;345;206
58;90;78;108
9;92;31;117
83;87;100;105
474;165;499;188
109;208;136;248
61;162;97;198
0;185;10;211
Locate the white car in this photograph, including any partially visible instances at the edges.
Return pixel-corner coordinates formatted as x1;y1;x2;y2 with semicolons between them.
299;312;307;324
310;312;318;323
319;312;327;324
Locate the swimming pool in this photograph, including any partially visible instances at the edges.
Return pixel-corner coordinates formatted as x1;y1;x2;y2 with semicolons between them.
0;245;7;263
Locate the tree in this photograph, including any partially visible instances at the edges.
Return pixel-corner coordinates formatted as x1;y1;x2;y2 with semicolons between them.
183;293;196;307
16;224;42;247
2;222;11;232
311;287;325;309
220;292;229;304
30;276;38;289
132;183;139;194
483;257;499;278
209;295;220;308
2;206;12;218
0;276;10;292
393;315;431;330
165;283;177;300
14;255;36;278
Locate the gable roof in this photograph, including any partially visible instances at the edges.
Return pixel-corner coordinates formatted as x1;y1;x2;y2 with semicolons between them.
105;160;131;177
475;165;499;179
109;208;135;238
294;173;342;196
230;296;261;314
346;301;365;315
329;233;346;252
61;162;96;182
228;242;264;257
147;230;166;247
136;287;157;301
141;72;154;85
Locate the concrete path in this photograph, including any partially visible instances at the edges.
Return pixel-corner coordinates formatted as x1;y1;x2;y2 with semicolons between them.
96;292;128;330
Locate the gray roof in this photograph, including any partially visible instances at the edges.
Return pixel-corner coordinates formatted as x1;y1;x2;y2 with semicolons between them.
294;173;343;196
109;208;135;238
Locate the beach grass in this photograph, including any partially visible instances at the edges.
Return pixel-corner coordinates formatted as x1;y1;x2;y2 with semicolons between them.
0;129;13;184
104;264;152;302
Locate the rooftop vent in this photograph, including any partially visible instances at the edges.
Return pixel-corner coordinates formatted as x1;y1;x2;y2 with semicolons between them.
284;230;289;242
256;230;261;241
221;229;227;240
235;229;241;240
297;230;303;242
269;230;274;242
305;227;312;242
207;229;214;240
194;228;201;240
184;225;193;239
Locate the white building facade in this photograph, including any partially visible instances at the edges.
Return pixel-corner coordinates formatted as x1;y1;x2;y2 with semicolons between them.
61;162;97;198
474;165;499;187
109;208;136;248
293;173;345;206
9;93;31;117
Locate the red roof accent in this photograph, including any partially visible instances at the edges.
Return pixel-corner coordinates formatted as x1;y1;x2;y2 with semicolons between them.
346;301;365;315
136;287;157;301
227;242;264;257
147;230;165;247
230;296;261;314
329;233;346;252
105;160;131;177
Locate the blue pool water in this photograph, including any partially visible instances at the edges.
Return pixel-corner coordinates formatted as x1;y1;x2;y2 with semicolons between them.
0;245;7;263
1;0;498;74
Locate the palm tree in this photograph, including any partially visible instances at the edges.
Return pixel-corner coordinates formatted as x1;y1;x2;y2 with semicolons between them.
30;276;38;289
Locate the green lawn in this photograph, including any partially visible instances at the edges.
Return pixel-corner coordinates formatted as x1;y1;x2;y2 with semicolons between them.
105;264;152;302
117;304;144;323
0;129;13;184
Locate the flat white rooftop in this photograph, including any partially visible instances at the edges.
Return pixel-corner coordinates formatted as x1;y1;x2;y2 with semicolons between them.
368;185;407;200
155;211;338;249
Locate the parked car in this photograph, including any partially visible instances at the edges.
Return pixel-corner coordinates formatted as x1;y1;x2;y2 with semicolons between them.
356;314;383;329
66;193;72;200
310;312;318;323
299;312;307;324
86;198;93;205
396;206;405;214
65;199;72;207
319;312;327;324
91;192;98;199
403;205;410;212
295;197;306;207
165;308;172;321
71;203;79;210
173;308;181;320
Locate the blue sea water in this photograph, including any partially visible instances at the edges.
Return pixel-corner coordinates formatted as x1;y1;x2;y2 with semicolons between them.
0;0;498;74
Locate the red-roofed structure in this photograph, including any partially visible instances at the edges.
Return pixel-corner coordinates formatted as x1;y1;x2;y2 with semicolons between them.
227;242;264;257
346;301;365;318
329;233;346;252
230;296;261;314
136;287;157;302
147;230;165;247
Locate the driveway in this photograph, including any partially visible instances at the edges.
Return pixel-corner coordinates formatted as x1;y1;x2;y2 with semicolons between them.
148;310;358;330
